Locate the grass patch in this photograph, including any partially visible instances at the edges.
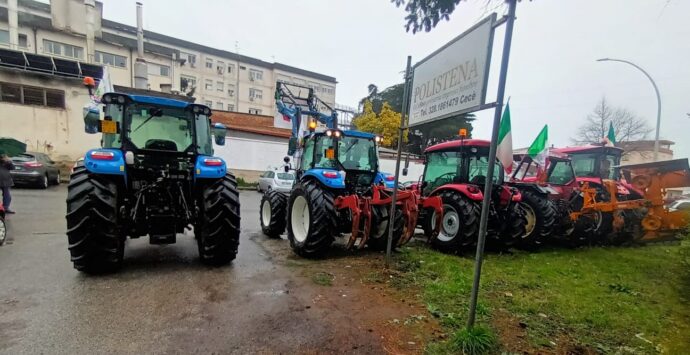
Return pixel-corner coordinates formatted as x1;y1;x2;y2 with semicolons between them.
236;177;257;188
393;241;690;353
311;271;334;286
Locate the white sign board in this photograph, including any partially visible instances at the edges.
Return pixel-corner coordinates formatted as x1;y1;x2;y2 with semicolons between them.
408;14;496;127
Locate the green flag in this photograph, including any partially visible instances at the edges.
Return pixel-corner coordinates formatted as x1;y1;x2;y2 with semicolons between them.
496;103;513;173
607;121;616;145
527;125;549;167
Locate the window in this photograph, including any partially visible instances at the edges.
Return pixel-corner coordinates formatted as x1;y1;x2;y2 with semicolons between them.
205;79;213;90
301;139;315;170
217;81;224;92
216;102;224;110
228;64;235;74
240;65;246;70
249;69;263;81
248;108;262;115
43;39;83;59
127;105;195;153
227;84;235;97
0;82;64;108
228;104;235;111
206;58;213;69
147;63;170;77
95;51;127;68
180;75;196;91
217;61;225;75
204;100;213;108
0;30;8;44
180;51;196;67
547;160;575;185
18;34;28;48
249;88;263;100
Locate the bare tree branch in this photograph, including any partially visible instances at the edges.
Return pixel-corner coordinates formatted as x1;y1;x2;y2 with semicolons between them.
572;96;652;145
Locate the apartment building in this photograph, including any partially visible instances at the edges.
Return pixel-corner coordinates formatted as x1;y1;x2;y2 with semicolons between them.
0;0;337;115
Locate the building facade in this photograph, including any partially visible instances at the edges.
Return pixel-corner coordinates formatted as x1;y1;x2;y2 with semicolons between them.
0;0;337;114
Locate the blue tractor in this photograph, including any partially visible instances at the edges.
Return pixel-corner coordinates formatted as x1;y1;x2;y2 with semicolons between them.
67;87;240;273
259;83;441;257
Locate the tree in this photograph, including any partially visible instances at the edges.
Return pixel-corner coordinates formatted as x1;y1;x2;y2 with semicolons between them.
392;0;465;33
353;101;408;148
408;113;476;154
573;97;652;145
358;83;405;114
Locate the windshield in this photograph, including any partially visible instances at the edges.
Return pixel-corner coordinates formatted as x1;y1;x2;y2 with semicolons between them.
277;173;294;180
547;160;575;184
126;104;193;152
571;153;619;179
423;150;501;194
339;136;377;171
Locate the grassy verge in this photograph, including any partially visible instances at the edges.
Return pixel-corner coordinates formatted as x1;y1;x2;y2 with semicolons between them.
391;241;690;354
235;177;257;189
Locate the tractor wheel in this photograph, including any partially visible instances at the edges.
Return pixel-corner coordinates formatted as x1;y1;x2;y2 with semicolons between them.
287;180;337;257
431;190;480;253
66;166;123;273
368;205;405;251
496;203;527;249
196;173;241;266
0;217;6;246
260;190;287;238
516;190;557;248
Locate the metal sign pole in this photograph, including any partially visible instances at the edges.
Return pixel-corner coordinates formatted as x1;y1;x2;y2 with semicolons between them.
467;0;517;329
385;55;412;267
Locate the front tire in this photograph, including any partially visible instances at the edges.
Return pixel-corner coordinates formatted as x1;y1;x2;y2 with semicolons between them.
516;190;557;248
39;174;48;189
196;173;241;266
66;167;123;273
287;180;337;257
431;190;480;253
260;190;287;238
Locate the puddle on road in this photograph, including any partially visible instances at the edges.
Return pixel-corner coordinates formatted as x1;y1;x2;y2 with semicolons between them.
251;289;289;297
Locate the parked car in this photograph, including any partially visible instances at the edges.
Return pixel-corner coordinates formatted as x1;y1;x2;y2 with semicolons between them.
70;156;85;175
668;199;690;212
10;152;61;189
257;170;294;193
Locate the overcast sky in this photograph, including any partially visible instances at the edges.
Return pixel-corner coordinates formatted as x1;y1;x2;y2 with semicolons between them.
94;0;690;158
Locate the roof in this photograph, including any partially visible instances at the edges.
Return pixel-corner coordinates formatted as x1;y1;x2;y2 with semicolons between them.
126;94;192;108
425;139;490;153
211;111;291;139
553;145;624;155
343;130;375;139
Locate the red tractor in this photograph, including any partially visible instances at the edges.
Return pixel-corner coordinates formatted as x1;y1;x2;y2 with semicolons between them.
418;139;526;252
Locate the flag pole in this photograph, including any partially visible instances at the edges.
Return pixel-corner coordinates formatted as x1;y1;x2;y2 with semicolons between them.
467;0;517;329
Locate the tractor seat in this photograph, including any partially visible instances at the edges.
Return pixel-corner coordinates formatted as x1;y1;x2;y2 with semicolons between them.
144;139;178;151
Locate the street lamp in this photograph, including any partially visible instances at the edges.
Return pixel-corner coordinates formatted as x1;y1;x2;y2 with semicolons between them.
597;58;662;161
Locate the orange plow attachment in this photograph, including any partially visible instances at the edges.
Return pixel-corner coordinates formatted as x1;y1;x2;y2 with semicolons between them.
334;185;443;250
622;158;690;241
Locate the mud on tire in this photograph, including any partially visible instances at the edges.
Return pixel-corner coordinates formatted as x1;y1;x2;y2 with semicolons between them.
431;190;480;253
368;205;405;251
196;173;241;265
287;180;337;257
260;190;288;238
66;166;123;273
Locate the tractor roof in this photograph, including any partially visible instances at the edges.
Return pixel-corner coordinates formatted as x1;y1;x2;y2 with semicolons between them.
105;93;211;111
553;144;623;155
424;139;490;153
342;130;375;139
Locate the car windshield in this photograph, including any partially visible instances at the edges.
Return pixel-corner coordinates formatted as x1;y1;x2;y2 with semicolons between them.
277;173;294;180
126;104;194;152
338;136;377;171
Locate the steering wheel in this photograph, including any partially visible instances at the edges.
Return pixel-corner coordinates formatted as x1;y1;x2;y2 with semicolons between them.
433;172;456;187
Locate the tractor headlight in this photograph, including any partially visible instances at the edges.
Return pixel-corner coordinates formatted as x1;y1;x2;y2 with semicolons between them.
204;108;211;115
193;106;200;113
334;130;341;138
326;130;333;137
116;95;125;104
375;136;382;143
103;95;113;104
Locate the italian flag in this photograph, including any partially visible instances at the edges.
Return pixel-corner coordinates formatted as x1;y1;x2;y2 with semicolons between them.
496;103;514;173
527;125;549;169
606;121;616;146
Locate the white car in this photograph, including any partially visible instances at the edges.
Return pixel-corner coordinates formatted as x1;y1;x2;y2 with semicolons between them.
257;170;295;193
668;199;690;212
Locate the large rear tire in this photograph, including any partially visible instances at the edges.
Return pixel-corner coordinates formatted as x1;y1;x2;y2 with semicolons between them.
516;190;557;248
431;190;480;253
196;173;241;266
368;205;404;251
66;167;123;273
287;180;337;257
260;190;287;238
499;203;527;248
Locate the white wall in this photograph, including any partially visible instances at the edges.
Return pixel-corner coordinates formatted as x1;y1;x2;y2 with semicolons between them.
213;132;289;175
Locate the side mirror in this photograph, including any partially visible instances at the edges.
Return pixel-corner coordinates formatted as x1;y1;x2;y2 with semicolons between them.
402;154;410;176
83;107;100;134
212;123;227;146
284;165;290;173
402;168;408;176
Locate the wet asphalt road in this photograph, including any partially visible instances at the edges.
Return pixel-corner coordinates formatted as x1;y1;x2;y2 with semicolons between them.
0;185;376;354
